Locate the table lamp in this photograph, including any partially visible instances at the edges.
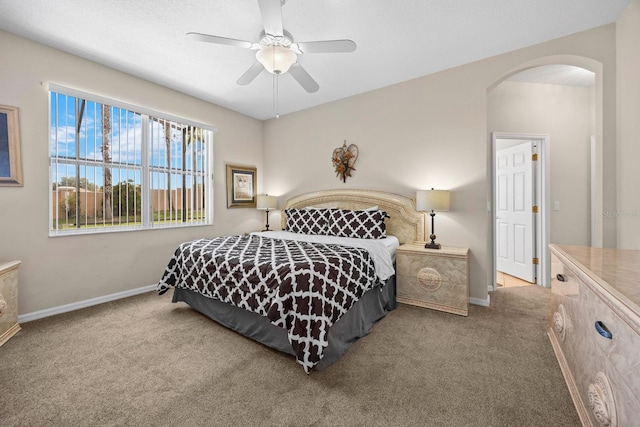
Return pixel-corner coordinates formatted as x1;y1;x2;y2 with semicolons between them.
416;189;450;249
256;194;277;231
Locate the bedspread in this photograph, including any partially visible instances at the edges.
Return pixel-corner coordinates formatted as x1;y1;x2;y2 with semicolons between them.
157;234;378;372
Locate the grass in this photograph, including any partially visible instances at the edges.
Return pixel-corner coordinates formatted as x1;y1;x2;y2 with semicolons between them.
53;210;206;230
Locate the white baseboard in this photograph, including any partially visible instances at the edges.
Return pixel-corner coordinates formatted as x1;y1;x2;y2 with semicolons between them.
469;295;491;307
18;284;157;323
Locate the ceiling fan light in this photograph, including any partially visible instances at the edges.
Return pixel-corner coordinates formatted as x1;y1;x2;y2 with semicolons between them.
256;45;297;74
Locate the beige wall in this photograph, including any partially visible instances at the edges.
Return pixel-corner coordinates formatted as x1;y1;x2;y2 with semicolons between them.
488;81;594;246
263;25;617;303
0;30;264;314
616;0;640;249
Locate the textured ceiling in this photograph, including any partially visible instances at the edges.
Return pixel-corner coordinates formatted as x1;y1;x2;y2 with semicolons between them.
0;0;628;120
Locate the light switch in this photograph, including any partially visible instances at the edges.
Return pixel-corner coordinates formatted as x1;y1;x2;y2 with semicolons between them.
554;201;560;211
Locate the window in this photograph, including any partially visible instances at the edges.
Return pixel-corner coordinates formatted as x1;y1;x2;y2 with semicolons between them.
49;86;215;235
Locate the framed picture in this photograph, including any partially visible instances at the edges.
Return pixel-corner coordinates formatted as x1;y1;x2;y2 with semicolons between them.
0;105;23;186
226;164;257;208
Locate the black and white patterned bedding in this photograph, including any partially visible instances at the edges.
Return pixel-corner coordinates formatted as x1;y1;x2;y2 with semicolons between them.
157;234;378;373
328;209;389;239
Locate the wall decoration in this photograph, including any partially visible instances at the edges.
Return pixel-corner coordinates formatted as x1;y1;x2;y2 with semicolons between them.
0;105;23;186
332;140;358;183
226;164;257;208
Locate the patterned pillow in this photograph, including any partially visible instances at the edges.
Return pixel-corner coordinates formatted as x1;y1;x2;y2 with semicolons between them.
285;208;332;235
328;209;389;239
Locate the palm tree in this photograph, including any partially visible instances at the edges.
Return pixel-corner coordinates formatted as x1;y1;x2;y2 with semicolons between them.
101;104;112;220
182;126;205;221
164;119;173;213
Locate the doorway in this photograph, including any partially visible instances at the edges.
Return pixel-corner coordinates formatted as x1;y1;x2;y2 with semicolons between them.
488;61;601;295
491;133;550;292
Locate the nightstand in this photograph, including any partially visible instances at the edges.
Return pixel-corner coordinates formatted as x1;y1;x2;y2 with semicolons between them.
0;260;21;346
396;244;469;316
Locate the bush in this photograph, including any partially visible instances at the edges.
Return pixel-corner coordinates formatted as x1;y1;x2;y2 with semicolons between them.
63;193;78;218
112;181;141;216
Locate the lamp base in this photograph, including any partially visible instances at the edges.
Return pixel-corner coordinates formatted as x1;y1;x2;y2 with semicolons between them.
424;242;441;250
262;210;271;232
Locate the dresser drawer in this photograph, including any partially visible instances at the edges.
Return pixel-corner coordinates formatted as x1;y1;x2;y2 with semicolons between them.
397;274;468;314
578;284;640;400
580;361;640;427
396;251;467;284
550;253;580;298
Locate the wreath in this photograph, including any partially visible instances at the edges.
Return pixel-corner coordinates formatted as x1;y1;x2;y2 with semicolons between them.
332;141;358;183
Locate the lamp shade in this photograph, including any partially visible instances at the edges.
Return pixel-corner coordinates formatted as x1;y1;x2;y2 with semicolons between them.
256;45;297;74
256;195;277;210
416;189;450;212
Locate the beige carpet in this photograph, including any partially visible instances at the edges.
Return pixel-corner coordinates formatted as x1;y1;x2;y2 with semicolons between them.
0;285;580;426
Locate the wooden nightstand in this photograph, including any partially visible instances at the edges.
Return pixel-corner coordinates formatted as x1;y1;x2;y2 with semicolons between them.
396;244;469;316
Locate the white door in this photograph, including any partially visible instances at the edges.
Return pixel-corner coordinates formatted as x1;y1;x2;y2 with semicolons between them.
495;141;535;283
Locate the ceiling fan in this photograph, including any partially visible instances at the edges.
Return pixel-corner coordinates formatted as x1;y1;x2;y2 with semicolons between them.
186;0;357;93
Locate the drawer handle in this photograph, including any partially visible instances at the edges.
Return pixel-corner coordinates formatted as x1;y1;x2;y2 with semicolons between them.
556;274;567;282
595;321;612;339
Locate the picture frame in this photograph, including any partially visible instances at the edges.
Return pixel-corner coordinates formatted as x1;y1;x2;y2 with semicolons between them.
0;105;23;186
226;164;257;208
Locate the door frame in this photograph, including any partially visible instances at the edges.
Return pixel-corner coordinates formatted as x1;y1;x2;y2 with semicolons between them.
491;132;550;290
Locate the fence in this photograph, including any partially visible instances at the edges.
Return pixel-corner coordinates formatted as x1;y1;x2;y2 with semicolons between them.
52;187;205;220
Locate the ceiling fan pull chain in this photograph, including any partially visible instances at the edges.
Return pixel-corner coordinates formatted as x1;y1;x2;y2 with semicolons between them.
271;45;279;118
275;73;280;119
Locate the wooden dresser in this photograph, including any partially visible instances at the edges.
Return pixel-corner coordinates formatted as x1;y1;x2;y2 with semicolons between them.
548;245;640;427
0;260;21;346
396;244;469;316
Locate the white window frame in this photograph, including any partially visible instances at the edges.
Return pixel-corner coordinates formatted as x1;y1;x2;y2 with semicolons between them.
48;84;216;236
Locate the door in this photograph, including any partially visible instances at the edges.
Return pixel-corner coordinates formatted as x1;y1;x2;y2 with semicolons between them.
495;141;535;283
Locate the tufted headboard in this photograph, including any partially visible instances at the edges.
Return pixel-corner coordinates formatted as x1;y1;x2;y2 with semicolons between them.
280;189;426;244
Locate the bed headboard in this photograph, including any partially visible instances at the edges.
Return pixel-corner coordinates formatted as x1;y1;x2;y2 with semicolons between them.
281;189;426;244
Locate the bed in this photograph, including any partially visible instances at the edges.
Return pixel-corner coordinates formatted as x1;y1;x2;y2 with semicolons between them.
157;190;425;373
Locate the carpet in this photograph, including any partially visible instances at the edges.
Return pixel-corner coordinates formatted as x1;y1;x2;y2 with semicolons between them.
0;285;580;426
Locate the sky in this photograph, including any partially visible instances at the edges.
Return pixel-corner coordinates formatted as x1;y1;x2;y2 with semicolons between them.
49;92;207;190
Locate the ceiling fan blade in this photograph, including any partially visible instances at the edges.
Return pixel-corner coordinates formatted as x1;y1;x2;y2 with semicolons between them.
186;32;256;49
257;0;284;36
237;61;264;85
288;63;319;93
296;40;357;54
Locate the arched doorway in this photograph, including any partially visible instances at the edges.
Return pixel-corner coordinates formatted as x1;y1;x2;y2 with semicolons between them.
487;56;604;290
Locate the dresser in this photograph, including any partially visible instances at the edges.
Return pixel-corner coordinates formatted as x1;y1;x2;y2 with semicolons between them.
395;244;469;316
548;245;640;427
0;260;21;346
